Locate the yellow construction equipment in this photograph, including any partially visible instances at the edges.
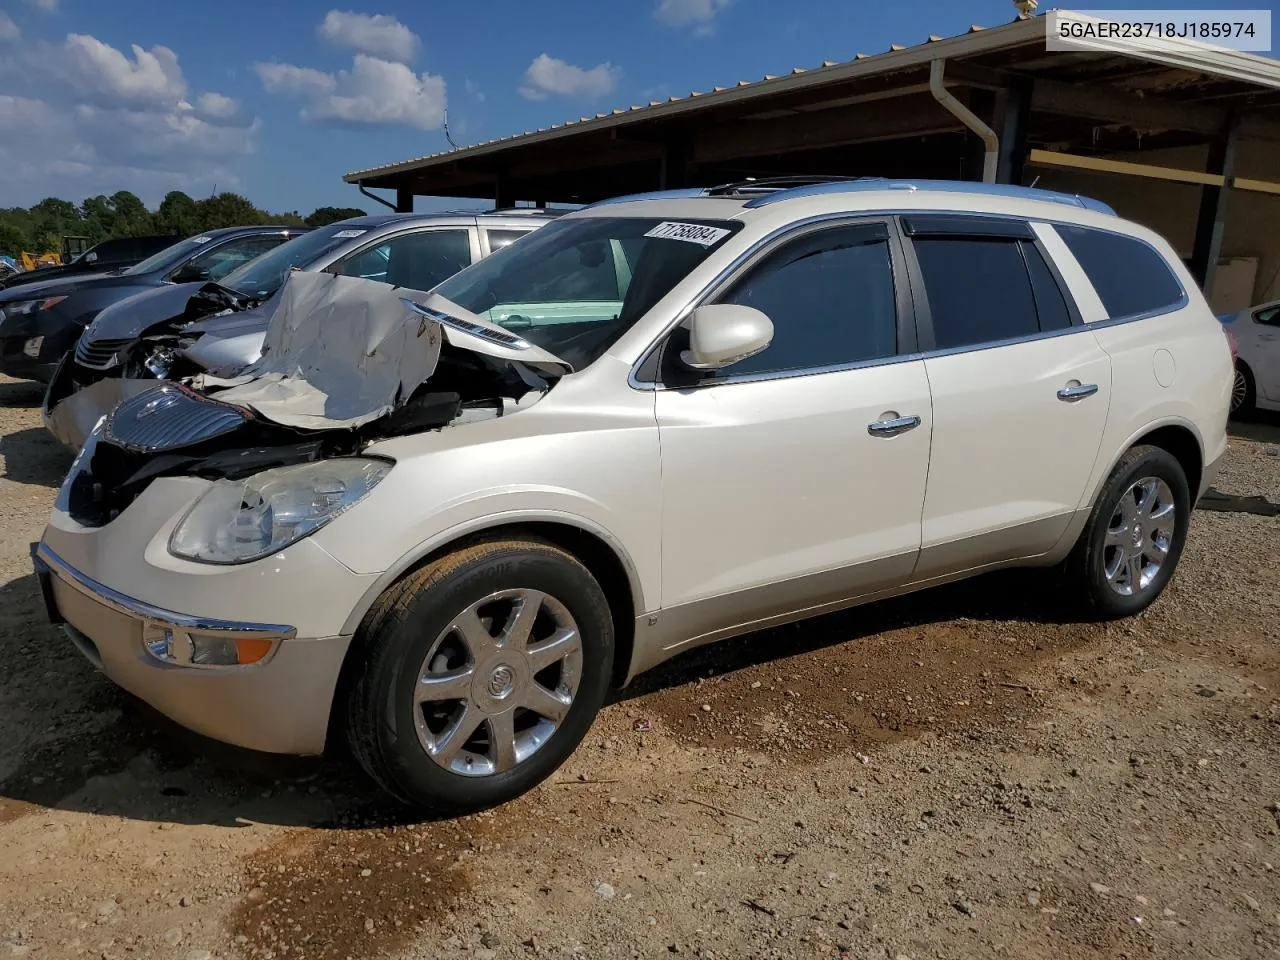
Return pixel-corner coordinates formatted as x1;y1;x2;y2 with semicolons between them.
19;250;62;272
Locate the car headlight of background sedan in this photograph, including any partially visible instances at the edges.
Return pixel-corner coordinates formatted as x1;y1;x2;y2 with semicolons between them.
169;458;391;564
1;296;68;320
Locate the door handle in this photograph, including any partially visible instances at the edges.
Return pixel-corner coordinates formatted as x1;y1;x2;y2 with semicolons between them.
867;415;921;437
1057;382;1099;402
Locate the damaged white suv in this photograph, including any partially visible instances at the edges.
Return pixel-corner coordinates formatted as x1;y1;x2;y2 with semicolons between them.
34;178;1232;814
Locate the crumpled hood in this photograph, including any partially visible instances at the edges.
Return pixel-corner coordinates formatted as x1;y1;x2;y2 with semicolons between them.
206;271;570;431
81;281;208;341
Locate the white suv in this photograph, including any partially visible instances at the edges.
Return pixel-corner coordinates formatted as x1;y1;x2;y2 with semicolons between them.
33;178;1232;814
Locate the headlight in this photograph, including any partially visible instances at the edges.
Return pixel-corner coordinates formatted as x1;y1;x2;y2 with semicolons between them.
169;458;391;564
2;296;68;318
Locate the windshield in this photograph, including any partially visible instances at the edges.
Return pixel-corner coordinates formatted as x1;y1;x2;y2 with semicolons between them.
433;216;742;369
123;235;216;276
220;222;368;298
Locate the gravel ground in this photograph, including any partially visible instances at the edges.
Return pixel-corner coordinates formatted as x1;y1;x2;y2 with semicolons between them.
1;372;1278;960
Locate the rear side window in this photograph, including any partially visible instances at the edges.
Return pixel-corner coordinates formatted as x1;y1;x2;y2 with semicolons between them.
1055;225;1183;319
914;238;1039;349
486;229;533;252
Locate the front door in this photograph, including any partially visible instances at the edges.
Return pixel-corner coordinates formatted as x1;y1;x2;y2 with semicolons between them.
653;221;932;646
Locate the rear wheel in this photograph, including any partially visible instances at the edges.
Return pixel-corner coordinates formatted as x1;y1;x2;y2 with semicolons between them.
345;539;614;814
1064;445;1191;619
1231;361;1256;418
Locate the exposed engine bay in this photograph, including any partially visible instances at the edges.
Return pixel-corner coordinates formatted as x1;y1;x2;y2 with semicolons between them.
59;273;568;527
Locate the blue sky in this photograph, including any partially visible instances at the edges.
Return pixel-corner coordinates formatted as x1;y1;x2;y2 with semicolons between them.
0;0;1272;214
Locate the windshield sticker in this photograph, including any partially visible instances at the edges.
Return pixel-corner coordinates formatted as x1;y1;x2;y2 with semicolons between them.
191;236;212;244
644;221;732;246
332;229;368;239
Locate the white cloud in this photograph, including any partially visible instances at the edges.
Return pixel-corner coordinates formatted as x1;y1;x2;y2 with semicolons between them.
318;10;419;63
0;13;19;40
655;0;732;35
465;78;485;103
255;61;336;96
196;91;239;119
257;54;445;130
0;34;257;205
518;54;619;101
63;34;187;106
25;0;58;11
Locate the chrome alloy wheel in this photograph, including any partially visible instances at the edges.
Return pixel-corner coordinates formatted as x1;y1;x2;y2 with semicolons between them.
413;589;583;777
1231;367;1248;413
1103;476;1177;598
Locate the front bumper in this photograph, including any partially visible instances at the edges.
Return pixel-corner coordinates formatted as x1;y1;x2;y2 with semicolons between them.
0;319;79;382
32;538;358;756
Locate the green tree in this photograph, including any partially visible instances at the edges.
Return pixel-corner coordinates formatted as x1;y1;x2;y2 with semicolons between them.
156;191;199;236
194;192;265;231
305;206;366;227
0;223;26;257
109;191;151;235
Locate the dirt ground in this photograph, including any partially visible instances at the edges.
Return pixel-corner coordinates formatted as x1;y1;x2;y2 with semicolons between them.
1;372;1279;960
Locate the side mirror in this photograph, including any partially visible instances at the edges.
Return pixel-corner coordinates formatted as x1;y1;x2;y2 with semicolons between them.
84;251;98;264
679;304;774;371
172;264;211;283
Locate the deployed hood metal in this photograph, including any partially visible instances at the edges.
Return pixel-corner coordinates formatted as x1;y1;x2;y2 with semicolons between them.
206;273;570;431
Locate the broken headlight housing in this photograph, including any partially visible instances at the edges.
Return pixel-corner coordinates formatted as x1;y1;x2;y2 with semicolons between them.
169;458;390;564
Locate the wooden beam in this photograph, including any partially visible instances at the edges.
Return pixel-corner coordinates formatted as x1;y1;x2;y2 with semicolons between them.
1031;78;1226;135
693;94;963;163
1026;148;1222;185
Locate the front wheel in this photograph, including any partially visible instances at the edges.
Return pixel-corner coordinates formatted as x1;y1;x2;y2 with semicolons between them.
344;539;615;815
1064;445;1191;619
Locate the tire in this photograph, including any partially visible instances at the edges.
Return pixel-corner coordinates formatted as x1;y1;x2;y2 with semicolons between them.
1231;361;1256;418
345;538;615;815
1063;444;1191;619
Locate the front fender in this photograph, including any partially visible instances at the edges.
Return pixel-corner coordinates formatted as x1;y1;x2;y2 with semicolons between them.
333;506;649;637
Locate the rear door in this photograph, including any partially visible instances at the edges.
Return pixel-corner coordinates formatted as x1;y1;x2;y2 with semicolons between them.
903;215;1112;577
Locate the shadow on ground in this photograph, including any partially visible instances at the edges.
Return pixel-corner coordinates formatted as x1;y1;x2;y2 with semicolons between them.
0;379;44;409
0;563;1090;829
1229;410;1280;444
0;426;71;488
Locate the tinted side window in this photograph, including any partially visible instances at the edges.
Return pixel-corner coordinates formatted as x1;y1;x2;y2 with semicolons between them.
1056;225;1183;319
914;238;1038;349
714;226;897;377
344;230;471;291
1023;242;1072;332
1255;305;1280;327
486;229;533;252
187;236;284;280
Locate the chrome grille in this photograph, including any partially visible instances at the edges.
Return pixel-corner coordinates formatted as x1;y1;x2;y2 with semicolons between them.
75;336;133;370
104;384;248;453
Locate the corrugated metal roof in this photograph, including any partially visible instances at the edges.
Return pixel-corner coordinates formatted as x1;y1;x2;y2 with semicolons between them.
343;11;1280;183
344;17;1023;181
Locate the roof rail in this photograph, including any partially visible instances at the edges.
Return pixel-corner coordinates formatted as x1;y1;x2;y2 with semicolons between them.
585;188;708;208
703;175;880;197
742;178;1117;214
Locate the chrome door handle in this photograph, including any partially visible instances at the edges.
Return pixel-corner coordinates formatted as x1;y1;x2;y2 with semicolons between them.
1057;382;1099;402
867;415;921;437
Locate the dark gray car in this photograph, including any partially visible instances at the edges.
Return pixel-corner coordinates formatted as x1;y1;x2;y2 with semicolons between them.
42;210;559;449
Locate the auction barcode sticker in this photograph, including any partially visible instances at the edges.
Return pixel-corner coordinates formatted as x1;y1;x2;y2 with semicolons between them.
644;221;732;246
